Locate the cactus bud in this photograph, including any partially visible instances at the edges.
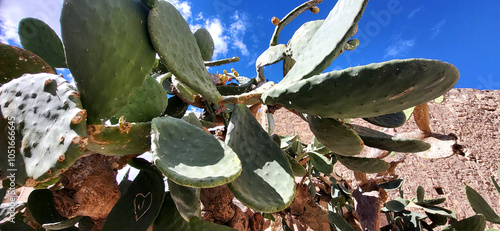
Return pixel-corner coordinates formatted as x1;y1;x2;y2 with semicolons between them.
223;69;228;75
271;17;280;26
310;6;320;14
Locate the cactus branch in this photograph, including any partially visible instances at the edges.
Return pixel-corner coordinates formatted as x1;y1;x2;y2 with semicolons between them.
204;56;240;67
269;0;323;46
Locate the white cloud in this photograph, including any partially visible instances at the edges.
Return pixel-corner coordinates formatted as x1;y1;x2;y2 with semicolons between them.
205;18;229;59
431;19;446;39
165;0;192;20
229;12;249;56
0;0;63;45
384;38;416;58
407;6;424;19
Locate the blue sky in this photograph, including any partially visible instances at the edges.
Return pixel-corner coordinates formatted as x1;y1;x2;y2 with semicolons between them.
1;0;499;89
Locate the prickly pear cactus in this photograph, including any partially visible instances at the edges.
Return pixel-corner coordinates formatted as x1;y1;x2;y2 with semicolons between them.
103;158;165;231
0;43;55;84
0;73;86;186
148;1;221;105
151;116;242;188
61;0;156;123
263;59;459;118
193;28;215;61
18;18;67;69
112;76;168;123
0;0;467;230
225;104;295;213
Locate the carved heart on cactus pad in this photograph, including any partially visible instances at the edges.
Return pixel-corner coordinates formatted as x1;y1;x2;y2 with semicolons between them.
134;192;152;221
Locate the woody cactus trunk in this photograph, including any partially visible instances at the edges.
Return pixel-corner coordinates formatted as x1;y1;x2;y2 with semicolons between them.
0;0;472;230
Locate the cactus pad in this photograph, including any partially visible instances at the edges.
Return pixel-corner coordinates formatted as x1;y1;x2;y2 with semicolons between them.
335;155;390;173
113;76;168;123
164;95;189;119
281;0;368;83
348;124;431;153
61;0;156;123
153;192;237;231
0;43;54;84
148;1;221;104
226;104;295;213
141;0;158;8
0;73;86;186
256;44;286;82
307;116;364;156
217;78;256;96
263;59;459;118
194;28;215;61
103;158;164;231
86;122;151;156
28;189;68;226
151;116;241;188
286;20;324;60
441;214;486;231
18;18;67;69
363;111;407;128
167;179;201;221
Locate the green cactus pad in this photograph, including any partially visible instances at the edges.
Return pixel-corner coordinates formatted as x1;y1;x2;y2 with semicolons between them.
113;76;168;123
172;75;199;104
363;111;407;128
28;189;67;225
18;18;67;69
256;45;286;82
188;217;237;231
217;78;256;96
103;159;165;231
286;20;324;60
167;179;201;221
465;184;500;224
153;192;237;231
42;216;82;230
182;112;203;129
225;104;295;213
283;152;306;177
148;1;221;104
281;0;368;83
441;214;486;231
307;116;363;156
151;116;241;188
263;59;459;119
194;28;215;61
309;152;333;174
335;155;390;173
164;95;189;118
153;192;191;231
0;73;86;186
141;0;157;8
348;124;431;153
61;0;156;123
0;43;55;84
86;122;151;156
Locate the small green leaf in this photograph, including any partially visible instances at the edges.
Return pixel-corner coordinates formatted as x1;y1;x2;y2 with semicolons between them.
416;186;425;203
378;179;403;190
491;176;500;196
328;211;356;231
441;214;486;231
465;184;500;224
384;199;410;212
335;155;390;173
309;152;333;175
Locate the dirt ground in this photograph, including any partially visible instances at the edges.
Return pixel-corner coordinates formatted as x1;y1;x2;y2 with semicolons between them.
270;88;500;229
